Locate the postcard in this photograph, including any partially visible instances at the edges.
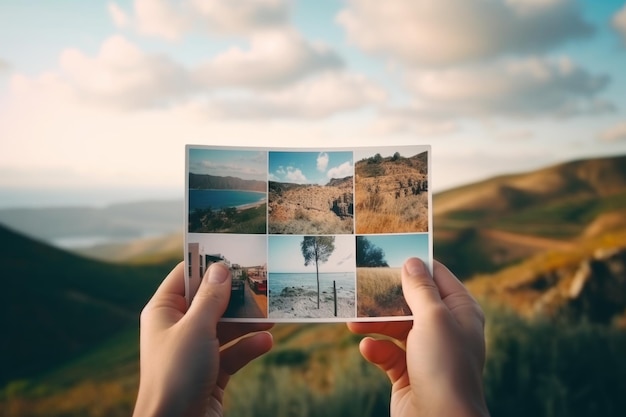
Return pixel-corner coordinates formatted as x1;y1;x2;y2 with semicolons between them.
185;145;433;323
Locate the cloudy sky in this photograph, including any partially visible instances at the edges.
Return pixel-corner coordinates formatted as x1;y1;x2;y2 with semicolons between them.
1;0;626;207
269;150;352;184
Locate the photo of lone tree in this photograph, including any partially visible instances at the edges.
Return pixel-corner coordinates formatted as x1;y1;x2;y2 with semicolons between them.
301;236;336;309
356;236;389;267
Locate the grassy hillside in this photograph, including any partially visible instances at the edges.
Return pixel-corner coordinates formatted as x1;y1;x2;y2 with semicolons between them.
0;224;176;387
2;154;626;416
434;154;626;278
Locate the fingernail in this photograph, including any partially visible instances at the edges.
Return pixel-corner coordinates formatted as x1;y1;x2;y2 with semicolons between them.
405;257;426;277
206;263;229;284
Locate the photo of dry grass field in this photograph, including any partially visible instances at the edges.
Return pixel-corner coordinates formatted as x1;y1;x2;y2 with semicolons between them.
355;149;429;234
355;234;429;317
356;267;410;317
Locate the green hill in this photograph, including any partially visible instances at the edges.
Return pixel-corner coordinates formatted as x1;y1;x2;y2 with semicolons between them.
0;224;176;387
434;154;626;278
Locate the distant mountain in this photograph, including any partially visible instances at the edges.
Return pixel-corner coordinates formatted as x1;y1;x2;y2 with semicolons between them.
76;232;183;264
435;155;626;216
0;199;182;242
189;173;266;192
434;154;626;278
0;224;175;386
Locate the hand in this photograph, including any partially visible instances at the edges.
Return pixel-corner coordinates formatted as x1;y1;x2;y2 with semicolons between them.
133;262;274;417
348;258;489;417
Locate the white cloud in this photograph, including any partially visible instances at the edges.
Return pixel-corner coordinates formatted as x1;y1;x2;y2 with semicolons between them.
108;2;130;28
194;29;343;88
133;0;191;40
405;57;610;118
327;161;353;179
284;166;307;183
612;3;626;45
59;35;190;108
337;0;593;67
199;71;386;119
317;152;329;172
189;0;290;34
371;110;460;136
123;0;289;40
598;122;626;143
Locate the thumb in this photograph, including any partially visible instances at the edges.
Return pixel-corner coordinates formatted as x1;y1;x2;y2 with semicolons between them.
401;257;441;313
185;262;231;336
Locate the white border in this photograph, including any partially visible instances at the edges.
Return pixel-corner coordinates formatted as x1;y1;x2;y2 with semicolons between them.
184;144;433;323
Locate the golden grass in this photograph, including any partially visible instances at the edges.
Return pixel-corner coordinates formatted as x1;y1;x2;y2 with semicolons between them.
357;267;411;317
355;184;428;234
1;379;138;417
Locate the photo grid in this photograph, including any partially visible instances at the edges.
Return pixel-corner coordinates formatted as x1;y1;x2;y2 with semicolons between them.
185;145;432;322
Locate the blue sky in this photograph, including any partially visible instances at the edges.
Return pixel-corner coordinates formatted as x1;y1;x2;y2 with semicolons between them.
268;235;355;273
269;151;353;184
1;0;626;207
359;234;430;269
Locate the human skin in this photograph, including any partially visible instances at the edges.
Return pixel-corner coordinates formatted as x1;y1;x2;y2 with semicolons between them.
133;262;274;417
348;258;490;417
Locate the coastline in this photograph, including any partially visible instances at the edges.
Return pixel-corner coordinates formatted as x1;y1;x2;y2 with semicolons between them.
235;199;267;211
269;286;356;319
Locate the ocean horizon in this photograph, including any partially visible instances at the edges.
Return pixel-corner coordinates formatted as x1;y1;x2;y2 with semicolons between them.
269;272;356;298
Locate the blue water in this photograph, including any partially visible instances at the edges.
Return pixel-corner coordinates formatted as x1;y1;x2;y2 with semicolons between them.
189;189;266;211
269;272;356;297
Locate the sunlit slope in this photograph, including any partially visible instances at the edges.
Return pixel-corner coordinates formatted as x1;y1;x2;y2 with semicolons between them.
75;232;183;264
434;154;626;277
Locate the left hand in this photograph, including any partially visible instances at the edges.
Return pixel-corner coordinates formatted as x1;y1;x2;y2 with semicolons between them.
133;262;274;417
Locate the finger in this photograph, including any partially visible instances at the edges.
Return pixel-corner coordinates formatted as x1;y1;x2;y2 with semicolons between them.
401;257;442;313
142;262;187;322
359;337;409;387
184;263;232;337
431;261;485;332
217;322;275;347
346;321;412;341
218;331;274;379
151;261;186;299
432;260;471;301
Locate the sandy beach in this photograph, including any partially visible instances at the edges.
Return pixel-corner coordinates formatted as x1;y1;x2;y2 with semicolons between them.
269;286;356;319
235;199;267;211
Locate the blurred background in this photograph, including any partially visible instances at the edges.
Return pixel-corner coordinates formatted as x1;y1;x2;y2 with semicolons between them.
1;1;626;416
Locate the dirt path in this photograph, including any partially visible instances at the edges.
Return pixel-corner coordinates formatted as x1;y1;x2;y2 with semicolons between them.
482;229;576;252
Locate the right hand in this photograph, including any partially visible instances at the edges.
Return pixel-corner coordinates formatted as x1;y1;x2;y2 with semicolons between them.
348;258;490;417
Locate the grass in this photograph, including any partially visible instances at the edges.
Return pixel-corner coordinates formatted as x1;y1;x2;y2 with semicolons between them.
270;215;352;235
189;204;266;233
4;313;626;417
357;267;411;317
355;188;428;234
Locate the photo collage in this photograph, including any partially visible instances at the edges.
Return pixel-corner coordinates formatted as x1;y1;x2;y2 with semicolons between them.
185;145;432;322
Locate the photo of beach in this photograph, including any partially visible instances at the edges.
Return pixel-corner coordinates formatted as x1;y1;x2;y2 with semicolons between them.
187;148;268;233
268;235;356;319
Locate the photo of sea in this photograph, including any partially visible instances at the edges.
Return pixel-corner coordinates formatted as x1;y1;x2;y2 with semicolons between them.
269;272;355;297
189;189;266;211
